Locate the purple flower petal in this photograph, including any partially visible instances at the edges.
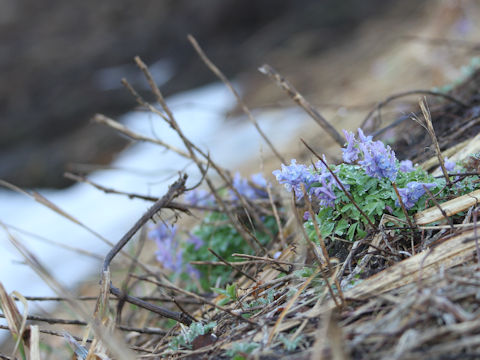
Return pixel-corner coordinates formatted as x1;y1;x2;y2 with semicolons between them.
273;159;314;200
149;223;185;273
396;182;437;209
444;157;456;172
303;211;310;221
185;189;215;207
187;234;204;250
342;130;360;163
399;160;414;173
358;137;398;181
230;172;268;200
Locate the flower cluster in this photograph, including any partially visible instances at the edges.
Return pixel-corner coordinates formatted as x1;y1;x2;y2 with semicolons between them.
310;157;341;207
230;172;269;200
272;159;315;199
184;189;215;207
343;129;398;181
185;173;269;208
396;181;437;209
272;158;339;206
399;159;414;173
341;130;360;163
149;223;199;278
273;128;448;241
272;159;315;200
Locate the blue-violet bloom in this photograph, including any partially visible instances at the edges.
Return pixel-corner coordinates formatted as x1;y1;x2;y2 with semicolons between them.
186;234;204;251
272;159;315;200
444;157;456;172
399;159;414;173
396;182;437;209
358;136;398;181
342;130;360;163
149;223;184;273
185;189;215;207
230;172;268;200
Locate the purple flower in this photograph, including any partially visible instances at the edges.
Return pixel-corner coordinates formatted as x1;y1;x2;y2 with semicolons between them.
310;183;337;207
342;130;360;163
309;158;340;207
303;211;310;221
149;223;184;273
273;159;315;200
444;157;456;172
186;234;204;250
358;137;398;182
340;128;398;181
185;189;215;207
185;264;200;279
230;172;268;200
396;182;437;209
149;222;177;244
313;157;343;188
273;157;341;207
357;128;373;144
251;173;268;188
399;160;414;173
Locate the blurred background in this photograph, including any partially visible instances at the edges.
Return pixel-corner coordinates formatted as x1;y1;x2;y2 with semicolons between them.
2;0;480;351
0;0;435;189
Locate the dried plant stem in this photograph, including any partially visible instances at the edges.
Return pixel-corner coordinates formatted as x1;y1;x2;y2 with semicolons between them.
0;314;167;335
292;197;343;309
361;89;468;130
188;35;286;164
267;267;320;345
302;184;330;266
0;324;92;344
422;185;455;230
1;221;103;260
266;186;286;248
259;64;344;147
419;98;452;187
132;275;259;327
232;253;313;267
65;171;220;213
208;248;258;282
0;180;112;248
13;295;204;304
474;208;480;264
93;114;199;162
109;285;192;325
300;185;345;304
130;57;272;250
392;182;415;230
0;181;149;274
103;175;187;272
171;298;198;323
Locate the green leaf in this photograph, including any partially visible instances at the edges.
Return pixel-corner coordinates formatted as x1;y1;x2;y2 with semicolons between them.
294;267;314;278
347;222;358;241
320;220;335;238
334;218;349;235
226;284;236;300
211;287;228;297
